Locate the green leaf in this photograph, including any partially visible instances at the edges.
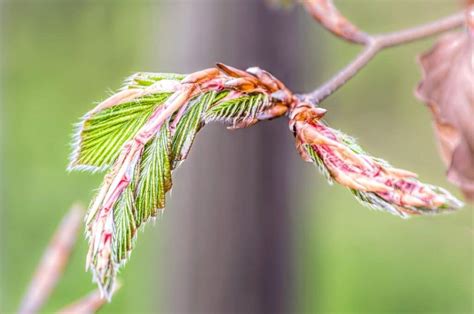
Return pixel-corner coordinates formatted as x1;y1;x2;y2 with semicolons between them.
170;91;217;168
70;93;171;171
135;123;172;226
112;182;138;264
205;93;269;126
89;182;137;298
123;72;185;90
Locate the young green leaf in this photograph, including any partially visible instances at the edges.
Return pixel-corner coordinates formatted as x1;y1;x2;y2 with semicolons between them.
112;183;137;264
205;93;269;128
135;124;172;226
70;93;171;171
171;91;218;167
123;72;186;90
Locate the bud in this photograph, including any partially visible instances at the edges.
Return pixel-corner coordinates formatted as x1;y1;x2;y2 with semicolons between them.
291;104;463;217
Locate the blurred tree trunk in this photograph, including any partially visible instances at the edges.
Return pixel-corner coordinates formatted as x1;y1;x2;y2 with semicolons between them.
153;1;305;313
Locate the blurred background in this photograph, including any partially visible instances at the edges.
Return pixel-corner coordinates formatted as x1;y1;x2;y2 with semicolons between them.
0;0;472;313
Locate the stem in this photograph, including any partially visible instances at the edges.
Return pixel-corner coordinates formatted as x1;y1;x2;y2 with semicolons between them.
303;41;379;104
57;284;121;314
377;12;465;48
19;205;84;314
300;12;465;104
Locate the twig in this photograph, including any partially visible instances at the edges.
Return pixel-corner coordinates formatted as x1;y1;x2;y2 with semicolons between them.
299;9;465;104
18;204;84;314
56;283;120;314
375;12;466;48
300;42;379;105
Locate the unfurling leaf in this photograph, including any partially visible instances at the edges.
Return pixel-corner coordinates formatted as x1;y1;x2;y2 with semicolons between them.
71;64;292;299
171;91;217;167
70;92;172;171
289;104;463;218
416;9;474;200
135;123;172;224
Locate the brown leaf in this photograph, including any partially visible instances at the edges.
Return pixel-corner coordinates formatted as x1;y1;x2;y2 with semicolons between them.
416;10;474;201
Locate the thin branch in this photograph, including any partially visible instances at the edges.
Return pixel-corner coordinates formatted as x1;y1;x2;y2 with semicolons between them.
376;12;466;48
299;11;465;104
302;42;379;104
56;283;120;314
18;204;84;314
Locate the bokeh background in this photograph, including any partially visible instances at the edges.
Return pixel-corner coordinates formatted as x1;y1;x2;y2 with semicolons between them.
1;1;472;313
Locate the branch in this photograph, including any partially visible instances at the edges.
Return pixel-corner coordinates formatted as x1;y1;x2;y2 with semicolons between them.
18;204;84;314
300;3;465;104
56;284;121;314
375;12;466;48
68;3;469;300
300;42;378;105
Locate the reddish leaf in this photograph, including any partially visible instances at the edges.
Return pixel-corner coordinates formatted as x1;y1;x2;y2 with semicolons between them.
416;9;474;200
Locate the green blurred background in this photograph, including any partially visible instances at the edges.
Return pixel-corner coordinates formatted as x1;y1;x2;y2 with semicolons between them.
0;1;471;313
